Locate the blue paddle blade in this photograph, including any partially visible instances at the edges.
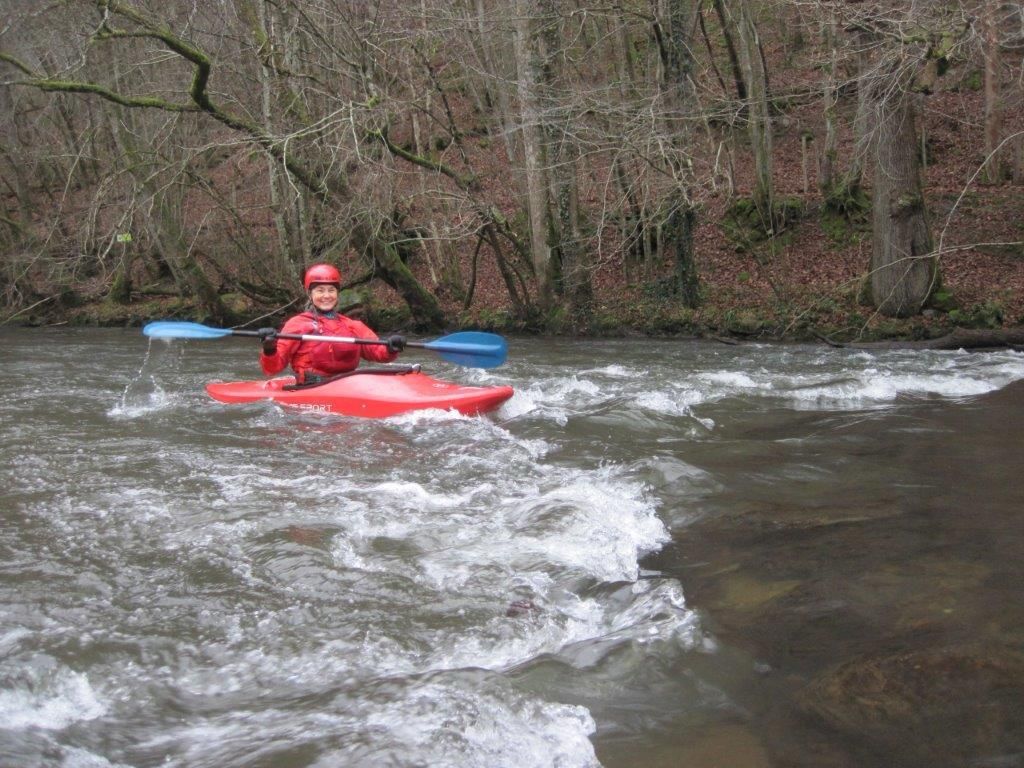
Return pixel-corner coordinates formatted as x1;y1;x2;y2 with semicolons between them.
142;321;234;340
422;331;507;369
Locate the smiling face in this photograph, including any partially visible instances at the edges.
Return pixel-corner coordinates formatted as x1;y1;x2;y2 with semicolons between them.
309;283;339;312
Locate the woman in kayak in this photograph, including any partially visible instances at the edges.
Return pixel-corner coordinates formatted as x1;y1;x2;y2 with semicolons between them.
257;264;405;384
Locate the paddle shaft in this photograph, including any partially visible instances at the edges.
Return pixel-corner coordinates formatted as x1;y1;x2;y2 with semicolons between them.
231;328;444;351
233;328;387;347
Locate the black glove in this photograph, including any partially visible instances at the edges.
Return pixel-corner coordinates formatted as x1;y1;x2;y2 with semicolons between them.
385;334;406;353
257;327;278;355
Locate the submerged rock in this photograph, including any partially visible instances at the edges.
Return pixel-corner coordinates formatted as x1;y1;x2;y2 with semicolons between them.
798;644;1024;765
716;573;801;612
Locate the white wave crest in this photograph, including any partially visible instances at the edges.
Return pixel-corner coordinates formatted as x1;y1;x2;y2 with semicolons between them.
0;668;106;731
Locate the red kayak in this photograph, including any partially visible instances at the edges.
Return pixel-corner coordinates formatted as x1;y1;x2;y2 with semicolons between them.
205;366;513;418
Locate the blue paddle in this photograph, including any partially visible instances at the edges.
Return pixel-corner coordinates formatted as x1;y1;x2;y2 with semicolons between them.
142;321;508;369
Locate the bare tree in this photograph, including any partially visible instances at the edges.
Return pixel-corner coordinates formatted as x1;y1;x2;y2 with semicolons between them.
733;0;776;231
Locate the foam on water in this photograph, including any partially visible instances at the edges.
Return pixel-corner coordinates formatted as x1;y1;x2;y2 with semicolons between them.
107;381;174;419
0;627;33;657
699;370;762;389
578;363;642;379
387;406;474;426
123;675;599;768
89;411;698;721
507;473;668;582
61;747;131;768
0;664;106;731
511;374;611;424
668;348;1024;412
427;579;701;674
499;387;541;419
354;678;600;768
634;388;705;417
775;359;1024;409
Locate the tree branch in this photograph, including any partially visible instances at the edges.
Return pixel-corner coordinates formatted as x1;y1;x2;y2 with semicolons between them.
1;1;338;204
369;127;474;190
37;78;198;111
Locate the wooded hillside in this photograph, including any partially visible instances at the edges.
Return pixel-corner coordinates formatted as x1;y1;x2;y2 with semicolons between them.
1;0;1022;340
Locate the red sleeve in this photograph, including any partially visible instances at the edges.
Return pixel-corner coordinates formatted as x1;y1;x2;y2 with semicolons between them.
259;315;310;375
345;318;399;364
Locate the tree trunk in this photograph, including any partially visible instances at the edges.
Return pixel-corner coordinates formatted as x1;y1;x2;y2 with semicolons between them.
840;27;873;197
512;0;553;307
355;219;447;331
668;204;700;306
0;142;35;231
819;7;838;197
736;0;774;231
146;188;230;323
474;0;519;185
555;150;592;313
983;0;1002;184
870;93;936;317
712;0;747;102
537;0;592;315
251;0;302;286
482;223;529;313
107;255;133;305
660;0;701;305
614;1;638;86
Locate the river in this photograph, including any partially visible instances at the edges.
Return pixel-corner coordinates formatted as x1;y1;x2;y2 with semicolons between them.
1;328;1022;767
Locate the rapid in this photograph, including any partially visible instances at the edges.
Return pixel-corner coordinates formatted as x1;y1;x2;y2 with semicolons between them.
2;328;1023;767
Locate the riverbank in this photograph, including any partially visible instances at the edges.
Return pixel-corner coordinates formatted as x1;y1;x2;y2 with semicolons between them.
8;283;1021;347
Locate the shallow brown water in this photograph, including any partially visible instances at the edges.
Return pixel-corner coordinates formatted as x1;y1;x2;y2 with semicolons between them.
633;381;1024;768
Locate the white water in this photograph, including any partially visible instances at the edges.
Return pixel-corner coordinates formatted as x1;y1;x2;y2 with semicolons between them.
2;330;1023;767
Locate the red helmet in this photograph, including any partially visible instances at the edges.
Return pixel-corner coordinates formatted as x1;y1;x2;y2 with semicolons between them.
303;264;342;291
